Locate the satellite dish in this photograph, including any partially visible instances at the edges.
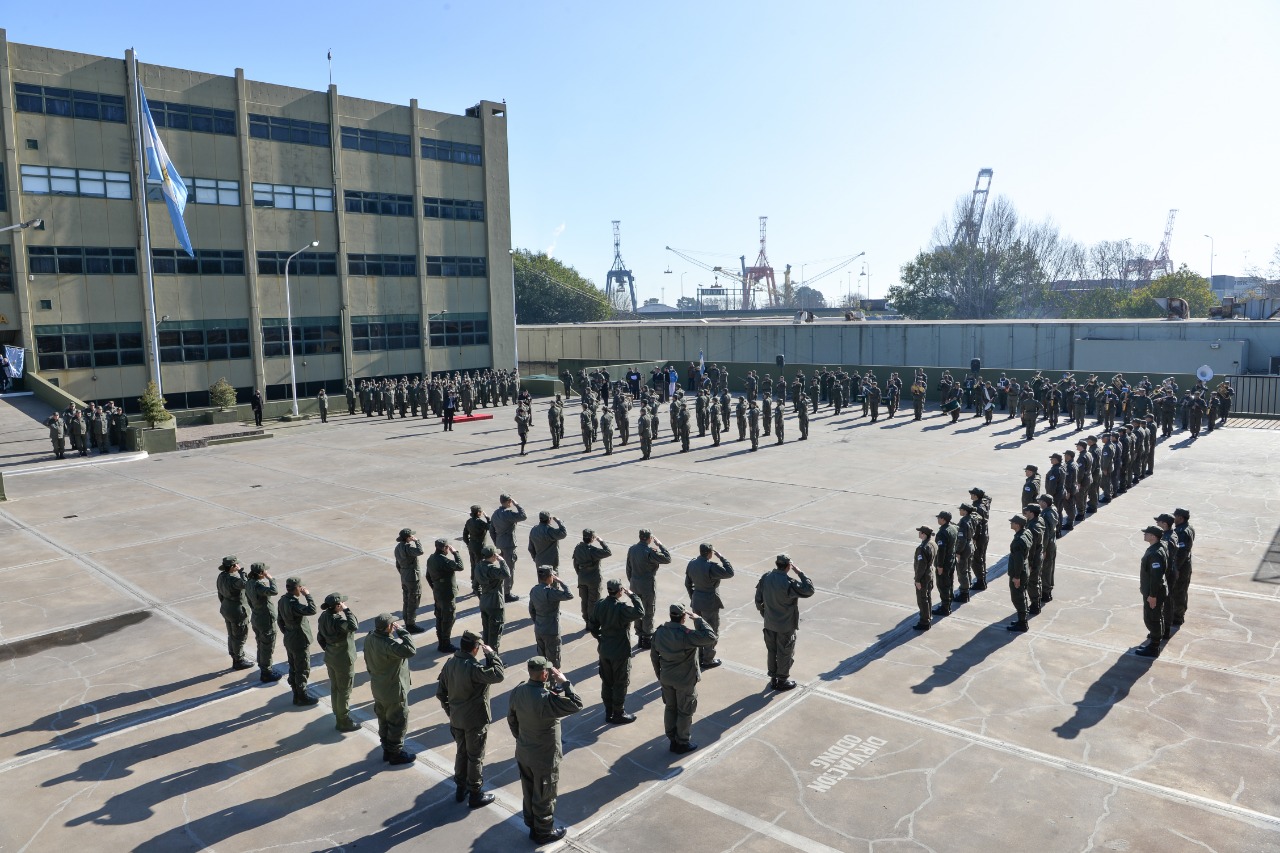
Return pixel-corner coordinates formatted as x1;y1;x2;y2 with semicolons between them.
1196;365;1214;382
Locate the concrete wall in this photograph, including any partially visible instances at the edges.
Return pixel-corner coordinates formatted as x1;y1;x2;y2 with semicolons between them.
519;319;1280;376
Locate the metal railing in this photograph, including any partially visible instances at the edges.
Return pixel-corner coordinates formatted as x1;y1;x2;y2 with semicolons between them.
1224;374;1280;417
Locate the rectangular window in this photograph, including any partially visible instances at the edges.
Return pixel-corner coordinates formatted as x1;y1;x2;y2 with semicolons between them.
151;248;245;275
14;84;126;123
340;126;411;157
252;182;334;211
347;253;416;277
420;138;482;166
428;312;489;347
423;196;485;222
343;189;413;217
261;316;342;357
147;100;236;136
425;255;487;277
256;250;338;276
27;246;136;275
247;114;330;147
156;177;239;206
33;322;144;371
21;165;132;199
351;314;420;351
0;163;6;211
0;245;12;293
156;318;250;363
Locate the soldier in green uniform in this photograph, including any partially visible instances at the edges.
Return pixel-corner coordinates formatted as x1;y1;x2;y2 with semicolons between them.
364;613;417;764
650;603;717;754
1006;516;1031;632
626;528;671;648
747;399;760;451
476;545;512;651
1170;508;1195;627
954;504;974;603
345;380;356;415
754;554;814;691
462;505;492;598
515;405;532;456
572;529;611;633
931;511;958;615
427;537;466;653
912;526;935;630
592;579;643;724
638;408;653;459
491;494;527;600
529;566;574;667
710;397;722;446
438;630;505;807
1022;504;1045;615
1037;496;1059;605
684;543;734;668
216;556;255;671
317;592;360;732
761;393;772;437
797;397;809;439
1020;392;1041;440
967;487;991;591
278;576;319;705
1021;464;1041;509
773;402;784;444
46;411;66;459
580;401;594;452
394;528;426;633
547;395;565;448
735;396;747;440
317;389;329;423
1135;526;1170;656
508;656;584;843
245;562;282;683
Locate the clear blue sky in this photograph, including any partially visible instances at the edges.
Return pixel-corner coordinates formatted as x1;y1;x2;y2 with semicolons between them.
6;1;1278;305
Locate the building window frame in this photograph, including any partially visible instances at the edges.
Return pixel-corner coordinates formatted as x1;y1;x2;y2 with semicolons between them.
422;196;484;221
425;255;488;277
146;100;236;136
28;246;137;275
14;83;127;123
34;322;145;371
340;126;411;157
419;138;482;166
21;165;132;199
428;312;490;347
261;316;342;357
344;189;413;217
252;182;334;211
151;248;245;276
247;114;330;147
347;253;417;277
256;250;337;276
351;313;421;352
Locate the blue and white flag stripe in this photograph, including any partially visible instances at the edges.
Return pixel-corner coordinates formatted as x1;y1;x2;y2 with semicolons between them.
138;85;193;257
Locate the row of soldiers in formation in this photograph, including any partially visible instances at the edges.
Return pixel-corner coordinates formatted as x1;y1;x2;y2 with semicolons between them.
348;369;525;420
215;503;813;844
44;401;129;459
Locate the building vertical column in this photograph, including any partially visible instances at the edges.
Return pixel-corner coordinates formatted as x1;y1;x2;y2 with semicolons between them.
477;101;513;371
328;84;353;383
409;98;429;376
233;68;265;393
0;29;35;357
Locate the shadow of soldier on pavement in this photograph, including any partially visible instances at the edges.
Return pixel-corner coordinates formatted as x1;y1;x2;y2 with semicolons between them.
1051;652;1156;740
909;622;1021;695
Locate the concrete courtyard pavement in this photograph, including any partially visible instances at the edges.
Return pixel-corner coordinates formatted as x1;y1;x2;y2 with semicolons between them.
1;396;1278;852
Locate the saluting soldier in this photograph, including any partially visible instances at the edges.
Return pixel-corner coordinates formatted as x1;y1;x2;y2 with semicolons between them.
476;546;512;651
797;396;809;439
394;528;427;633
216;556;255;671
437;630;505;808
684;543;734;668
593;579;644;724
754;554;814;692
515;406;532;456
529;566;574;668
278;576;319;705
572;529;612;633
426;537;466;653
462;505;492;598
317;591;361;732
651;603;717;754
491;494;528;599
245;562;282;683
912;525;936;630
364;613;418;765
600;406;615;455
507;657;584;844
626;528;671;648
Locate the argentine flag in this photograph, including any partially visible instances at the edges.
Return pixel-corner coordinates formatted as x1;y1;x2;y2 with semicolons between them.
139;86;193;257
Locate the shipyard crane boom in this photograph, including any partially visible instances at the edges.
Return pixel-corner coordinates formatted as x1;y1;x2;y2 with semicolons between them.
665;245;750;310
952;168;994;248
605;221;638;313
1126;208;1178;282
801;251;865;287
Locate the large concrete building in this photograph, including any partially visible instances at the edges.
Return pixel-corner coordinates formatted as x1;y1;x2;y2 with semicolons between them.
0;31;513;411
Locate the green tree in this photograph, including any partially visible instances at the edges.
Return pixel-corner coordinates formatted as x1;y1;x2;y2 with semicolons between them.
209;377;237;410
1122;265;1217;318
139;381;172;428
512;249;612;324
793;285;827;310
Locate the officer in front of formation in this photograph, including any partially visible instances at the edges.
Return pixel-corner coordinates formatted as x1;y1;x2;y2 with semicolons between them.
437;629;505;808
508;656;584;844
1006;515;1031;632
912;525;936;630
650;602;717;754
754;554;814;692
683;543;734;669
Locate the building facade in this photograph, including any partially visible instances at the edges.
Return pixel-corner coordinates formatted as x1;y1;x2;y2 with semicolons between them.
0;31;513;411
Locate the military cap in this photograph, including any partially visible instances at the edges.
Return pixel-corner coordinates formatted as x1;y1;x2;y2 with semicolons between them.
915;525;933;535
1154;513;1176;525
1173;508;1191;519
1050;452;1062;461
249;561;268;574
936;510;952;521
220;555;239;569
399;527;415;539
639;528;652;538
374;613;396;630
968;487;985;498
470;504;483;512
775;553;791;565
1075;440;1086;447
582;528;595;538
1025;464;1038;473
1009;515;1027;526
462;629;482;642
699;542;714;553
958;503;973;513
1141;525;1163;537
1023;504;1041;515
480;544;496;557
669;603;689;619
606;579;624;593
286;576;302;588
527;655;551;672
1086;434;1098;442
323;592;348;608
500;493;512;502
536;565;554;577
434;536;449;546
1037;494;1053;505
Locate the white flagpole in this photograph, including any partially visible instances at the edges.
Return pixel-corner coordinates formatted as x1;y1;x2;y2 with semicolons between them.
128;49;163;395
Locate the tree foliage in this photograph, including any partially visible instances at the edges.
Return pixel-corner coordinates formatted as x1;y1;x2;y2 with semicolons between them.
513;249;613;324
793;285;827;310
139;381;172;428
209;377;237;410
1052;265;1216;319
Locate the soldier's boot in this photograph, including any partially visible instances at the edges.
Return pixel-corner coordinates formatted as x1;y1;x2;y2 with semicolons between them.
336;718;361;732
773;678;797;692
608;712;637;725
293;688;319;706
385;750;416;765
232;657;255;671
468;790;496;809
531;827;567;844
260;668;282;682
1006;619;1028;632
669;740;699;754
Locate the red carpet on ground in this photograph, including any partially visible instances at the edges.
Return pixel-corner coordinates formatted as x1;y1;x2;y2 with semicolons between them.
452;413;493;423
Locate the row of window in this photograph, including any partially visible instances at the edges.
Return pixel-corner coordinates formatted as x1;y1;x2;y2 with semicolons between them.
352;314;420;352
421;139;483;166
341;126;411;157
429;313;490;348
20;165;132;198
424;196;484;221
252;182;334;210
15;84;126;123
158;320;252;363
25;247;488;278
34;323;145;371
0;163;8;211
248;113;330;147
344;190;413;217
262;317;342;357
148;100;236;136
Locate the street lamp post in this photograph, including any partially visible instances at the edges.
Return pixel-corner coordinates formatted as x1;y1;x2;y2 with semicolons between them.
283;240;318;418
0;218;43;234
1204;234;1214;290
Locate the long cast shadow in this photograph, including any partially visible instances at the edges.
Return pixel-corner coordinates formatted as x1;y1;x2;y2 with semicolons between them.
910;621;1021;695
1052;652;1156;739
